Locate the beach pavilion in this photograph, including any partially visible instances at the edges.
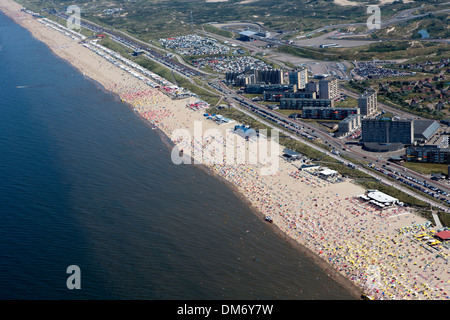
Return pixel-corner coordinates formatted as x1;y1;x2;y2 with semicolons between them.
365;190;398;208
283;148;301;161
234;125;257;140
317;168;338;180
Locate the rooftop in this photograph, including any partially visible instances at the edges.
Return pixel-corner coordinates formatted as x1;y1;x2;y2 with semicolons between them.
414;120;441;142
283;148;301;158
435;230;450;240
362;142;404;153
366;190;398;204
340;114;360;123
359;90;376;98
239;30;257;37
318;168;338;176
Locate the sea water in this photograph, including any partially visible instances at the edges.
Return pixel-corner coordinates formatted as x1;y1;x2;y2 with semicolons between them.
0;12;355;300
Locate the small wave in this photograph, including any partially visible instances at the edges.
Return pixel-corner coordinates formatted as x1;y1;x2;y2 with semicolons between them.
16;84;47;89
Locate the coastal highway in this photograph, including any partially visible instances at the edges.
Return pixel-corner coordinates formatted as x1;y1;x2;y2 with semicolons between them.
214;81;450;212
51;10;450;211
108;17;450;209
54;12;210;80
219;84;449;214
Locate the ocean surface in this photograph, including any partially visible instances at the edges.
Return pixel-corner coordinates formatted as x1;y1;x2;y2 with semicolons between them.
0;11;355;300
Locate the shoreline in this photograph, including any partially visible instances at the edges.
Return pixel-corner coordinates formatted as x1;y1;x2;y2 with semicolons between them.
192;159;364;299
146;113;363;298
3;0;450;301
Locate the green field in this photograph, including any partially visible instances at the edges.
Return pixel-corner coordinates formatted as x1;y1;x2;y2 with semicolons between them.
402;162;450;175
334;96;357;109
16;0;446;40
278;40;450;62
372;12;450;40
13;0;450;67
202;23;234;38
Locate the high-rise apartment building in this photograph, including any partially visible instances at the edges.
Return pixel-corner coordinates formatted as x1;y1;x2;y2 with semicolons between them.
318;77;339;100
279;98;333;109
361;118;414;144
339;114;361;135
302;107;359;120
358;90;377;117
406;145;450;164
305;81;318;94
263;91;316;102
288;68;308;90
253;69;284;84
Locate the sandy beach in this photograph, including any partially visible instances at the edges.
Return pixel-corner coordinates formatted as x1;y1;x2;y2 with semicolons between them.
2;0;450;300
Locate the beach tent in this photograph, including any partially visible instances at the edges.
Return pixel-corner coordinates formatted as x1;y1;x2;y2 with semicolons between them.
435;230;450;241
318;168;338;177
234;125;257;139
358;195;370;201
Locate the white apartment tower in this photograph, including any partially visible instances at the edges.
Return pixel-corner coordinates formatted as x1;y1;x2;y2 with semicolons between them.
318;77;339;100
358;90;377;117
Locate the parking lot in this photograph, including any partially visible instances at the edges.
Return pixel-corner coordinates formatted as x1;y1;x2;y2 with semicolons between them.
191;55;272;73
159;34;232;56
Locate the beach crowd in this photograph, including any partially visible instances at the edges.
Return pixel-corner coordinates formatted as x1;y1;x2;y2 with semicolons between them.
12;2;450;299
108;78;450;300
